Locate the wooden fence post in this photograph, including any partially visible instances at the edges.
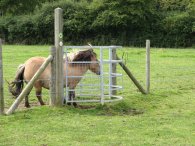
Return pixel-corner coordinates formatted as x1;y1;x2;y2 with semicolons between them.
54;8;64;106
6;55;53;115
0;39;4;115
146;40;150;94
50;46;56;106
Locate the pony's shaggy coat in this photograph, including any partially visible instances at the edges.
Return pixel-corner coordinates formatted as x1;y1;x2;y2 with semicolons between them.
8;49;100;107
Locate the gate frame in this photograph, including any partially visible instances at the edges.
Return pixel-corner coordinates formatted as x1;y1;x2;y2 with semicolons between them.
63;45;123;104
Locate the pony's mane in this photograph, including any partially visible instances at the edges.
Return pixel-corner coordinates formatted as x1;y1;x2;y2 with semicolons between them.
65;49;97;63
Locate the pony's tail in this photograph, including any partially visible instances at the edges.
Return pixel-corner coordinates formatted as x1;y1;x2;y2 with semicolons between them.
8;64;25;98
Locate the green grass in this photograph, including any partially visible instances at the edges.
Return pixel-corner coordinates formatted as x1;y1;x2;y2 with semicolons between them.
0;45;195;146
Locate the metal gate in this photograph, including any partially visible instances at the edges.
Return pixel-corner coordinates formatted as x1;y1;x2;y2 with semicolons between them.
63;46;123;104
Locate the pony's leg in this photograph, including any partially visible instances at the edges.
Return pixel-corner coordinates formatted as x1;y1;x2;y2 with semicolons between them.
67;90;77;107
34;82;45;105
63;91;72;105
24;85;33;108
69;90;77;107
36;88;45;105
72;91;77;107
25;92;31;108
67;91;72;106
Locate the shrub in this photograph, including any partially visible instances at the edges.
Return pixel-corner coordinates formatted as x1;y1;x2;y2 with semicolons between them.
0;0;194;47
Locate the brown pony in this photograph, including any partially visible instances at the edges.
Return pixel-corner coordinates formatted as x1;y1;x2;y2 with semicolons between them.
8;49;100;107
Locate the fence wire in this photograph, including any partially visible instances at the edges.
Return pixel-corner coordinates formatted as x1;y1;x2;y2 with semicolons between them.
121;47;195;96
2;44;195;109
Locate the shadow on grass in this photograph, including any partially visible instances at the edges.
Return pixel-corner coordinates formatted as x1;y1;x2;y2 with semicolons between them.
67;101;144;116
4;101;144;118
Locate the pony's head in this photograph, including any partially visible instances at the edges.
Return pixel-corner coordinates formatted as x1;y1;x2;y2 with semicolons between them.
72;49;100;75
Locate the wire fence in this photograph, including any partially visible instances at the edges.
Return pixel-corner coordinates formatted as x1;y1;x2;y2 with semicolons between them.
1;42;195;110
120;46;195;96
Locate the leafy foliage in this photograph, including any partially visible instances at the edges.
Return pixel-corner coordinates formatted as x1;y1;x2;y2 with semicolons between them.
0;0;194;47
0;0;58;15
157;0;193;11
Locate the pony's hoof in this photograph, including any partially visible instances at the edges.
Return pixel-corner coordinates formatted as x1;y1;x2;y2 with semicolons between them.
25;105;31;108
67;102;71;106
73;102;78;108
40;103;45;106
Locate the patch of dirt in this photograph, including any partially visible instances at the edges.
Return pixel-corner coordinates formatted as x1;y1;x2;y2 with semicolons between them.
4;101;49;112
18;101;49;109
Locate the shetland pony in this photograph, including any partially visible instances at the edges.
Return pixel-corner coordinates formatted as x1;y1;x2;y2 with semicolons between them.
8;49;100;107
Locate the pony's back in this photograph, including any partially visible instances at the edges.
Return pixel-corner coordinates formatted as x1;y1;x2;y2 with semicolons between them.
23;57;51;89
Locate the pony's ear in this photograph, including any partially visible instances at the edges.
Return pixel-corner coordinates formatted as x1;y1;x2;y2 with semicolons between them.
73;49;93;62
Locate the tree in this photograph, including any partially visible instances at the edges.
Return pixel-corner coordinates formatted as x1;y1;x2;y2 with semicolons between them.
0;0;57;16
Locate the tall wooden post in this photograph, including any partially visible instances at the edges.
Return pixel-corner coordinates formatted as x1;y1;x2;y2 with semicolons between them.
50;46;56;105
54;8;64;106
146;40;150;94
0;39;4;115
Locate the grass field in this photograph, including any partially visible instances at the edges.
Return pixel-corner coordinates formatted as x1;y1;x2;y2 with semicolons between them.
0;45;195;146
